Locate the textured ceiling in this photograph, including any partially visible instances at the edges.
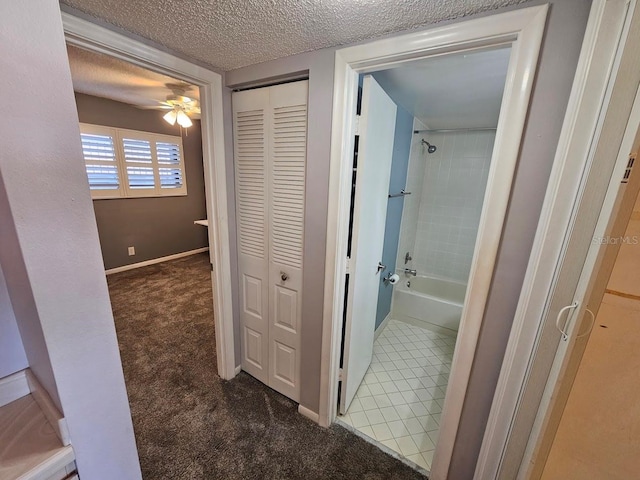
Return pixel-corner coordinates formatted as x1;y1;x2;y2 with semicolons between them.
67;44;198;108
60;0;528;71
374;46;511;130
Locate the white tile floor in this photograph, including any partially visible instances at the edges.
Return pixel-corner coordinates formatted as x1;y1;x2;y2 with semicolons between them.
339;319;456;471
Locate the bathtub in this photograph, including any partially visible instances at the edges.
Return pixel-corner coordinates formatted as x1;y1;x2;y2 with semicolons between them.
391;275;466;335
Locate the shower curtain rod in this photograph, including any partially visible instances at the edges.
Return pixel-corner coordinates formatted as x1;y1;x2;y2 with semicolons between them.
413;127;497;134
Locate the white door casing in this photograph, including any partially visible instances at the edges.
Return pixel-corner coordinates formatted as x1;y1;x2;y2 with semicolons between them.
61;12;236;382
339;76;397;414
233;80;308;402
320;7;548;478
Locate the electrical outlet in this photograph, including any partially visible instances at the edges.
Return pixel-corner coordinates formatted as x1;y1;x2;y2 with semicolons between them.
128;246;135;256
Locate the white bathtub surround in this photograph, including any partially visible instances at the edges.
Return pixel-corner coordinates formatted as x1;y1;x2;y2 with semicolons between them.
396;119;428;271
392;275;465;334
339;320;454;471
398;129;495;283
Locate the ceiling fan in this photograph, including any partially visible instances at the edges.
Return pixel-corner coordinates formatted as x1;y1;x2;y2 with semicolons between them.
148;83;200;128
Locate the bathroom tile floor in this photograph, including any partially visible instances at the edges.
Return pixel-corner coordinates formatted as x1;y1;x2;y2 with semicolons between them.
339;319;456;471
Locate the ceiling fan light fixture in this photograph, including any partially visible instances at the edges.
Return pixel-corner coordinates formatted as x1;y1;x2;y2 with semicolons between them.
163;109;177;126
176;110;193;128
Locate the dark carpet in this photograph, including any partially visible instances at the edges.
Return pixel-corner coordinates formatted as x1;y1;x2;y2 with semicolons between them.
107;253;425;480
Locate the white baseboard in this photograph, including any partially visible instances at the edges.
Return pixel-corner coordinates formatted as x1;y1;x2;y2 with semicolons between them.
0;370;30;408
26;370;70;446
105;247;209;275
298;404;320;424
374;313;391;340
0;369;69;446
234;365;242;375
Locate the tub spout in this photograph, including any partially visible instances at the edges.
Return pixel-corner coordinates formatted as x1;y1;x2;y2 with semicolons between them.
404;268;417;276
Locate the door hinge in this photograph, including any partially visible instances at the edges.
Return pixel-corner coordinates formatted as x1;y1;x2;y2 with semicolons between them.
345;257;351;274
210;263;214;271
354;115;360;135
622;155;635;183
338;368;344;381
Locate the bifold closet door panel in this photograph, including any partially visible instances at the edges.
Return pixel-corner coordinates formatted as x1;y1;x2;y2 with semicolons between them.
233;88;270;385
267;81;308;402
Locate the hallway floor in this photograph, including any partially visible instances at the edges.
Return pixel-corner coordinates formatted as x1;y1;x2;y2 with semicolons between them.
107;253;423;479
339;319;454;471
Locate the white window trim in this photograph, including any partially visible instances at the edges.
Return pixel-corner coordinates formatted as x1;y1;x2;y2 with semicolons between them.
80;123;188;199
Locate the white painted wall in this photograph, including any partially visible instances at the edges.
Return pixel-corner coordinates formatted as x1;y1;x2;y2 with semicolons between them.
0;0;141;477
396;119;428;271
0;263;28;379
412;130;495;283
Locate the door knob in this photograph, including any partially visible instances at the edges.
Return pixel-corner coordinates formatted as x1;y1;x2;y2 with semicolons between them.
281;271;289;281
377;262;386;274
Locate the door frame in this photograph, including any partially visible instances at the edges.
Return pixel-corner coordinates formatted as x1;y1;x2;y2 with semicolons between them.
318;5;548;478
475;0;638;478
62;12;237;380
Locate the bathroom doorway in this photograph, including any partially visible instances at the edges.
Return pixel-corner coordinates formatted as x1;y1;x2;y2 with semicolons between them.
320;7;549;478
336;47;509;472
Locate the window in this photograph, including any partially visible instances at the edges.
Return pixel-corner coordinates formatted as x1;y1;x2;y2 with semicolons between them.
79;123;187;198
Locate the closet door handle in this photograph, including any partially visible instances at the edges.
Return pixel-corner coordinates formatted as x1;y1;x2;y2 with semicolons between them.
280;271;289;281
577;308;596;339
556;302;578;341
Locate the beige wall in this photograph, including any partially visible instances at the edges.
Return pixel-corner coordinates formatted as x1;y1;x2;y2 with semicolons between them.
226;0;591;476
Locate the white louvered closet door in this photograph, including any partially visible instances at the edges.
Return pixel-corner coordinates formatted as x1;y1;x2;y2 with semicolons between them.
233;88;270;386
232;80;308;402
267;81;307;401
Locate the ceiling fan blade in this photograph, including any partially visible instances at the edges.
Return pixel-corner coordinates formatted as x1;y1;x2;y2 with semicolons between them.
138;104;173;110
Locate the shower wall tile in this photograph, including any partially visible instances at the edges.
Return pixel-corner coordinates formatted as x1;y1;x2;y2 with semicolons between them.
396;119;427;270
401;129;495;283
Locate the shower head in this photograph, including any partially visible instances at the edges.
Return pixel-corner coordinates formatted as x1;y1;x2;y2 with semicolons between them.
421;139;437;154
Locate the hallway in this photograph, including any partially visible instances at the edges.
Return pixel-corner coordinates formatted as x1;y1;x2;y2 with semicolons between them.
107;253;424;479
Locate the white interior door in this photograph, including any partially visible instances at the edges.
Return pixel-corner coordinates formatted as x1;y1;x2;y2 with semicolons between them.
233;88;270;385
267;81;308;402
339;75;397;414
233;80;308;402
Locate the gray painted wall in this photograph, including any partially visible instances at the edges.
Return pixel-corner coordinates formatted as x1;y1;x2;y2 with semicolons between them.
0;0;141;476
375;106;413;330
0;263;28;378
75;93;208;270
449;1;591;477
226;0;591;475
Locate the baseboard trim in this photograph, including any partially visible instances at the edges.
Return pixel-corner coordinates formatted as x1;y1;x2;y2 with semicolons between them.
298;405;320;424
374;313;391;340
26;370;70;446
234;365;242;375
105;247;209;275
0;370;30;408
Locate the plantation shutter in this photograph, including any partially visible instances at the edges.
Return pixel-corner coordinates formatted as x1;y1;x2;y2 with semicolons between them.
80;126;122;197
79;124;187;199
